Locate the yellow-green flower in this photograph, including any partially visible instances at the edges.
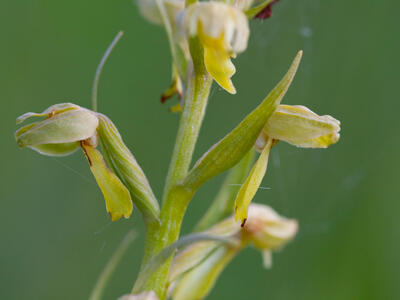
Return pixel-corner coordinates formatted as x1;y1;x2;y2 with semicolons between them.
15;103;98;155
15;103;160;221
243;203;298;267
169;203;297;300
137;0;184;25
258;104;341;149
235;104;341;224
180;2;249;94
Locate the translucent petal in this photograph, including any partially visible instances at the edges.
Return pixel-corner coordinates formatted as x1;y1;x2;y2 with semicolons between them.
28;142;80;157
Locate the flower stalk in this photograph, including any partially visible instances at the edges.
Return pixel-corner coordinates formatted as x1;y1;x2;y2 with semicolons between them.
136;37;212;298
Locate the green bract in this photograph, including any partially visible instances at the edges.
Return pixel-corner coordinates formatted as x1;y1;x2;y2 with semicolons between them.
181;51;302;192
97;114;160;220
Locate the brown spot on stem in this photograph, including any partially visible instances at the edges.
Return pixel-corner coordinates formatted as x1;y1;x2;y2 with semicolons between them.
241;218;247;227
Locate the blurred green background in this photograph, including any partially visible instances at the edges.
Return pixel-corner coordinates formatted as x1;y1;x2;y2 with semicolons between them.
1;0;399;299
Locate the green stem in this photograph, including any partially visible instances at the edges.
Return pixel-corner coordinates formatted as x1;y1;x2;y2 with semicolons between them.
134;38;212;298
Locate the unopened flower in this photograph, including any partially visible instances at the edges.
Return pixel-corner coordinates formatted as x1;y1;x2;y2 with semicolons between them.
243;203;298;267
179;2;249;94
235;105;340;224
257;104;341;149
169;203;296;299
16;103;98;156
15;103;159;221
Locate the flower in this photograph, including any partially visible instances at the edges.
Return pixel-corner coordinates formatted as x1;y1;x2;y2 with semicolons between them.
179;2;249;94
258;104;341;149
137;0;184;26
169;203;297;300
15;103;160;221
243;203;298;267
15;103;98;156
235;104;341;224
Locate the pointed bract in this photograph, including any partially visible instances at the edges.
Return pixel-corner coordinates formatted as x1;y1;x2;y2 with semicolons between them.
182;51;302;192
97;114;160;220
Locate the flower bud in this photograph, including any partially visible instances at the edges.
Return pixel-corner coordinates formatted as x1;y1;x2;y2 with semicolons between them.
169;204;296;299
182;51;302;194
118;291;159;300
243;204;298;253
257;104;341;149
179;2;249;93
15;103;98;156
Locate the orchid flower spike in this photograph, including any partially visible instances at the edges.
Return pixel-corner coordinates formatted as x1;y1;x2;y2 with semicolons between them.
179;1;250;94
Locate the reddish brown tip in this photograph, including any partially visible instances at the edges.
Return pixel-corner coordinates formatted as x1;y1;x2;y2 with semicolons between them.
255;0;280;20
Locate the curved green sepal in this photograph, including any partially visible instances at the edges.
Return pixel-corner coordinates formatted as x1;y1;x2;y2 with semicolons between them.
96;114;160;221
16;103;80;124
16;108;98;148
